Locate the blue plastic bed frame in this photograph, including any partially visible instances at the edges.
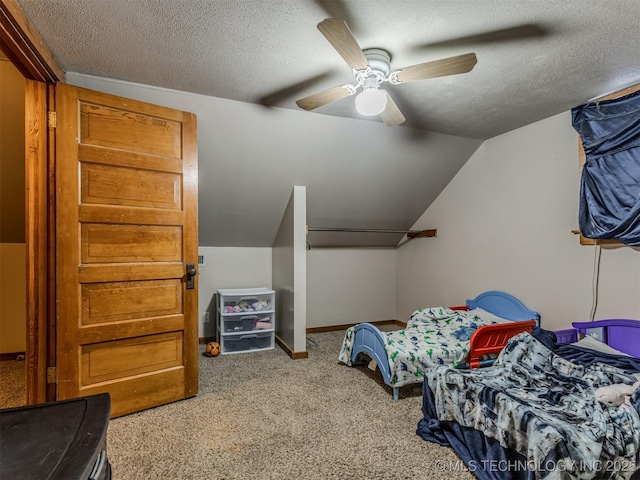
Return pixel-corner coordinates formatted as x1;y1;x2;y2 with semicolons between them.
348;290;541;401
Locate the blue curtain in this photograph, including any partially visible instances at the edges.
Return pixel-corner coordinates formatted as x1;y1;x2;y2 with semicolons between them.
571;88;640;246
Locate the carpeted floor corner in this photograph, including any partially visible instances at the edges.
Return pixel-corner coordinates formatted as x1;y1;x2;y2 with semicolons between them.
106;330;475;480
0;360;26;409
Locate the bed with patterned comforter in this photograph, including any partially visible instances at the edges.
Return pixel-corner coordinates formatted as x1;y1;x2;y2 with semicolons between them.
419;331;640;480
339;307;507;389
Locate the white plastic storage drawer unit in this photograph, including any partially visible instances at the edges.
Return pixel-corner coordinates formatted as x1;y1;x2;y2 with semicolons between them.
216;288;275;354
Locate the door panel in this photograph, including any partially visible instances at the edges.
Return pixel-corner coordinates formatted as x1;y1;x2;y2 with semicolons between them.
81;280;182;324
81;162;182;209
56;83;198;417
80;224;183;263
81;332;183;384
79;102;182;156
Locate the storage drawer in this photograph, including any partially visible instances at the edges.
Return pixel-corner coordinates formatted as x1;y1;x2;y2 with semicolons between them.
219;288;274;315
216;288;275;355
221;313;274;333
221;331;274;354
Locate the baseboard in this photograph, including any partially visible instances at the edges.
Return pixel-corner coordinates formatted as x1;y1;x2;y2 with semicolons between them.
275;335;308;360
199;320;405;357
0;351;25;361
306;319;404;334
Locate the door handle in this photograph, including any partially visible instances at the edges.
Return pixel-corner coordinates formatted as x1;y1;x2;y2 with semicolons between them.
186;263;197;290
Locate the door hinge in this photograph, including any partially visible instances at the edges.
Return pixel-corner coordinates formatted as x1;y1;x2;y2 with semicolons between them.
48;111;57;128
47;366;58;384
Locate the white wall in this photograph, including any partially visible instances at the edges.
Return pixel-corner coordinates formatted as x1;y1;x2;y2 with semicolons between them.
197;247;272;338
397;112;640;330
198;245;399;336
291;187;307;352
272;186;307;353
1;244;26;353
306;248;397;327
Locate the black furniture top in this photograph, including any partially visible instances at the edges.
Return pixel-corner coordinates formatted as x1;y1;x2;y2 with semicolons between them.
0;393;111;480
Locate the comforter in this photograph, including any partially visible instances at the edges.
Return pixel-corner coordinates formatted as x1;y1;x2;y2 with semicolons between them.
338;307;503;388
423;332;640;480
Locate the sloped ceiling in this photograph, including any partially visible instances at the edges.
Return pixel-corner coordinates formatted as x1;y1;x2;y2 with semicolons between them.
13;0;640;247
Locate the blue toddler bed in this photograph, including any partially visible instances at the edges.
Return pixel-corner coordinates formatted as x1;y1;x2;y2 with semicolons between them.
338;290;540;400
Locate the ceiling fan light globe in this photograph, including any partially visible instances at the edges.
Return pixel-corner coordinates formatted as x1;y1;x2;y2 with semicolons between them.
355;88;388;116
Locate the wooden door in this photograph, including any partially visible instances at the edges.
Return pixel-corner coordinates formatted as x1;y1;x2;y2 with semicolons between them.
55;83;199;417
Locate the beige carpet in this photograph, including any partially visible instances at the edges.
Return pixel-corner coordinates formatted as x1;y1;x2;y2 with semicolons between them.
0;360;26;409
107;330;475;480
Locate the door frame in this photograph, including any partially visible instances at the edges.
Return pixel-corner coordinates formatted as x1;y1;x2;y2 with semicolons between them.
1;0;65;403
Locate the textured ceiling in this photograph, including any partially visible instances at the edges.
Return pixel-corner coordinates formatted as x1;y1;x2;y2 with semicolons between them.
11;0;640;248
16;0;640;139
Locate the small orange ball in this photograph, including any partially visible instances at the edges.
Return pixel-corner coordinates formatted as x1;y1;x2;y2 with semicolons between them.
205;341;220;357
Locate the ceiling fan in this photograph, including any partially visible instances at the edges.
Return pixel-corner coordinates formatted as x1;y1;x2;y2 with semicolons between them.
296;18;478;127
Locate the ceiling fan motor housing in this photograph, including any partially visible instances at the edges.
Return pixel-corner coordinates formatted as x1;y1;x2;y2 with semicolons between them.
364;48;391;75
353;48;392;88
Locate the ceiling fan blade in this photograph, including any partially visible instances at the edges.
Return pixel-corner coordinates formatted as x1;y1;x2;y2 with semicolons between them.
296;85;353;111
380;93;405;127
317;18;368;70
393;53;477;84
313;0;358;33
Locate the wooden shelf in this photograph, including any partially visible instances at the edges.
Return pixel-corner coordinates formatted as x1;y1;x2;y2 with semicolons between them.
406;229;437;239
572;230;621;246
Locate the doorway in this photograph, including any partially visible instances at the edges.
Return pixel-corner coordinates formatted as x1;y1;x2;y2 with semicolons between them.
0;52;27;408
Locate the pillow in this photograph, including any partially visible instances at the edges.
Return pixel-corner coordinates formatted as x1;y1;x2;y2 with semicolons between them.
454;324;478;341
468;307;510;324
572;335;630;356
